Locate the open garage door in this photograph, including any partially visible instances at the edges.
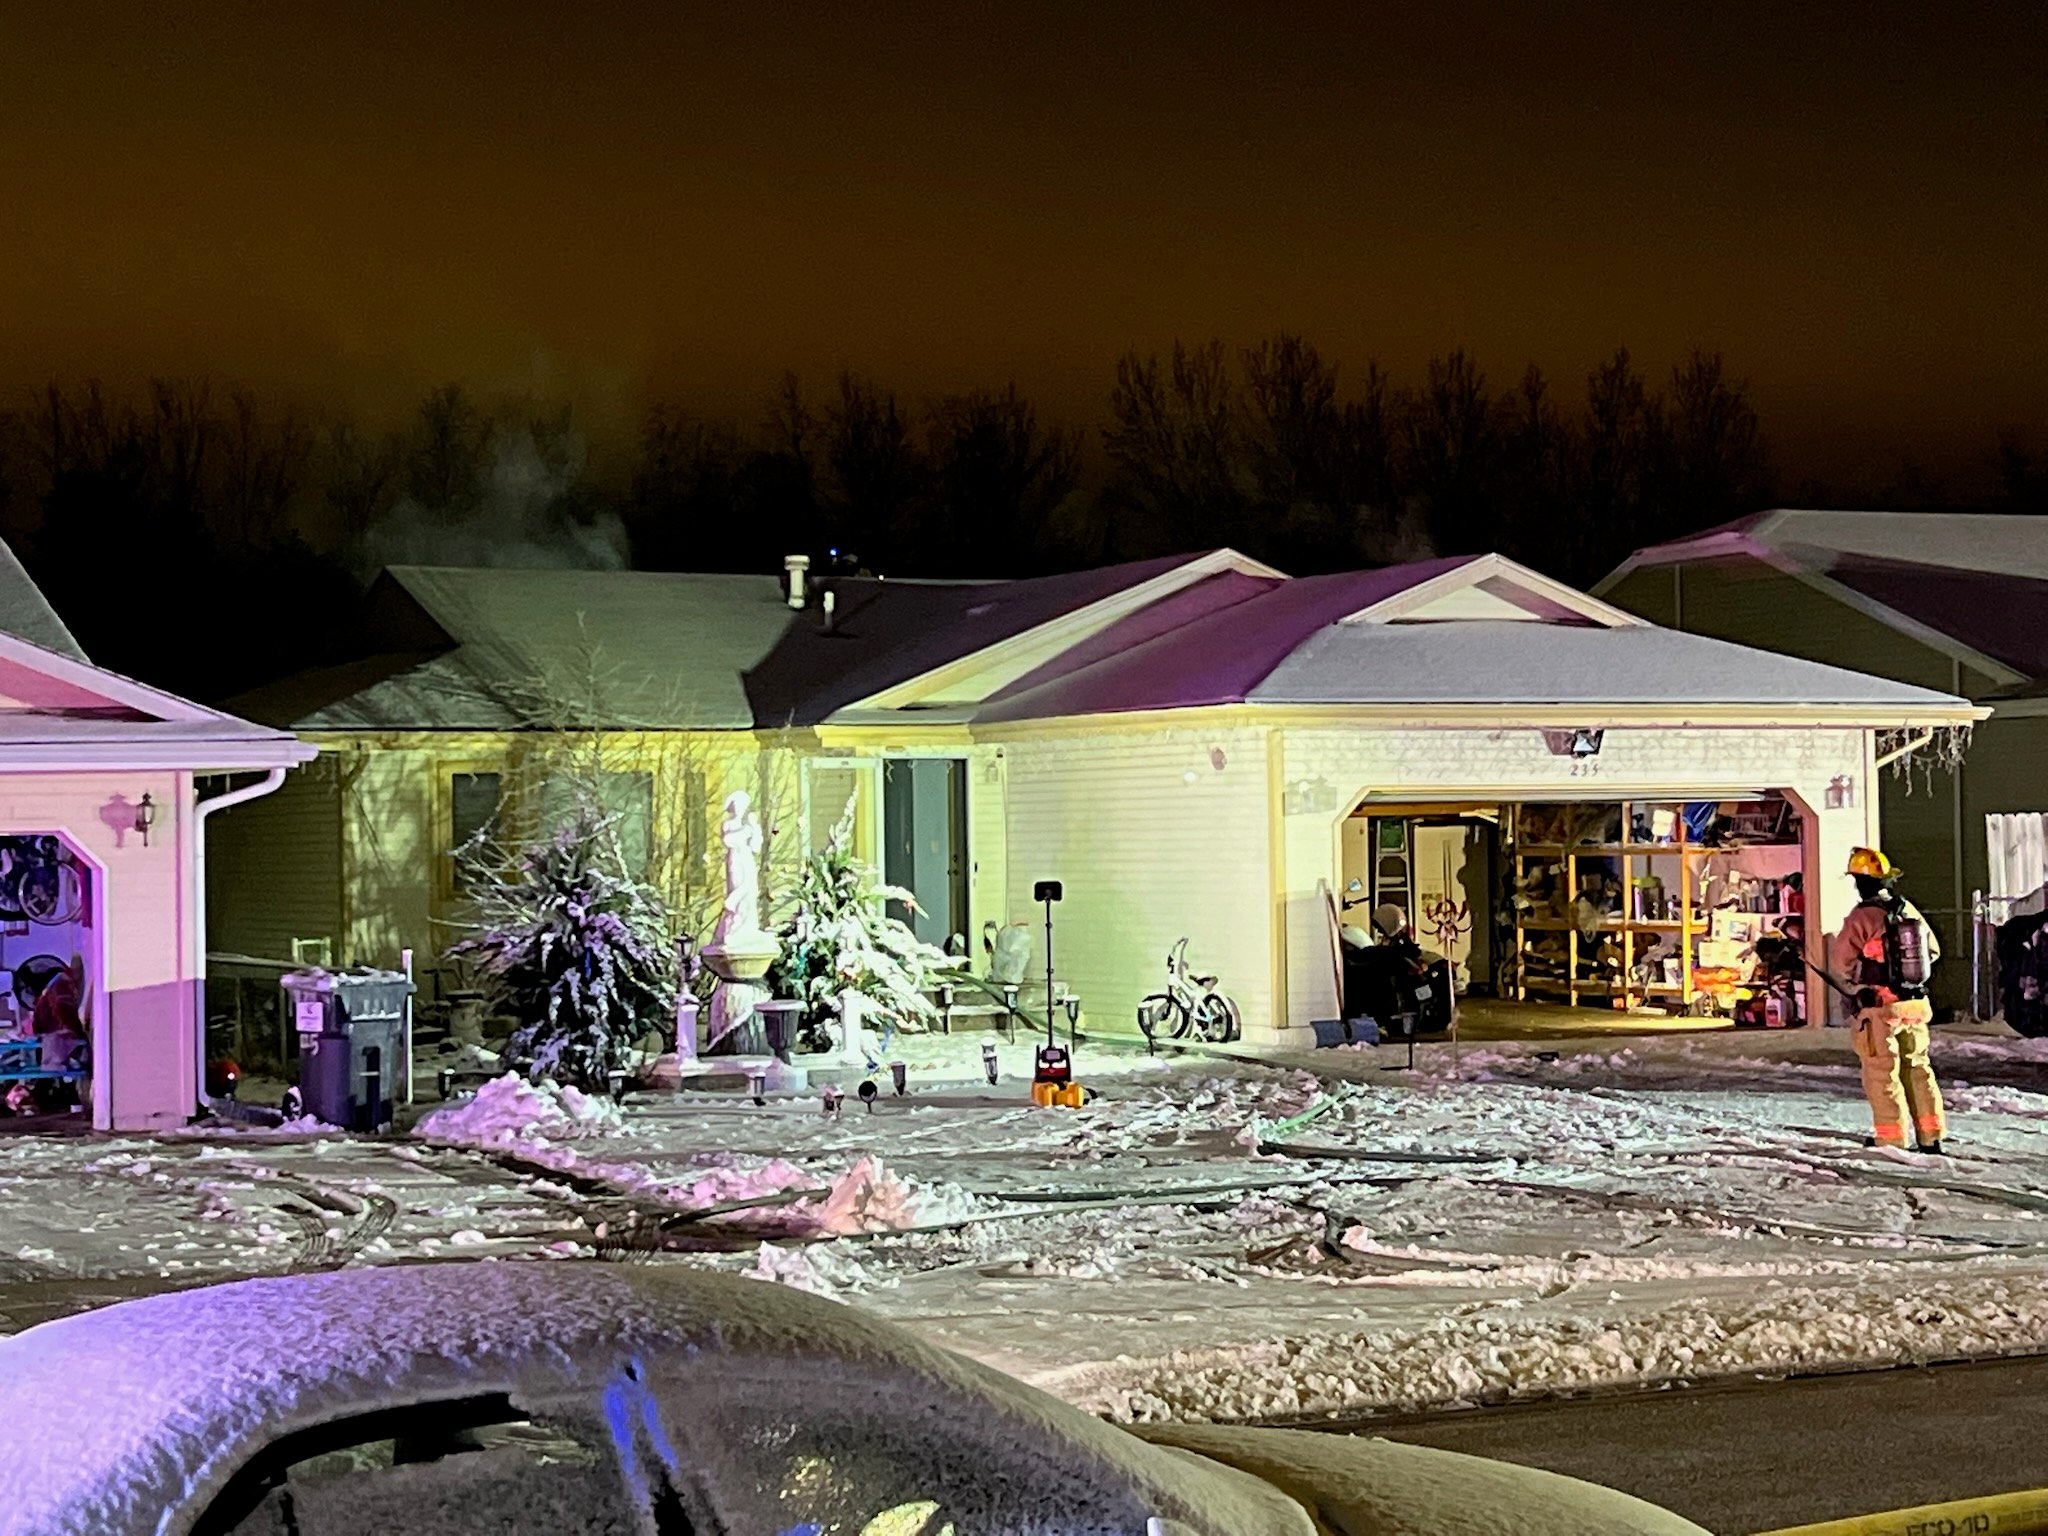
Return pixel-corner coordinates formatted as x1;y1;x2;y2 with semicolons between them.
1339;792;1813;1034
0;832;100;1131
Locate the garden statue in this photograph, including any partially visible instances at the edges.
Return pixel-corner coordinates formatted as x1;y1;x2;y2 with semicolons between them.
702;790;780;1054
715;790;766;945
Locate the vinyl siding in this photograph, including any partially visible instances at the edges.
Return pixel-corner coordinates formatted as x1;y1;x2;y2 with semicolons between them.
206;757;342;964
338;745;438;966
1000;726;1273;1039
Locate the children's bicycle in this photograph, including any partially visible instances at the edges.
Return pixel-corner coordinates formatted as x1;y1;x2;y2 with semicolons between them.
1138;937;1241;1043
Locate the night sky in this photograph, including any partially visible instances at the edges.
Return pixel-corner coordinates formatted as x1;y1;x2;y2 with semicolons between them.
4;3;2042;490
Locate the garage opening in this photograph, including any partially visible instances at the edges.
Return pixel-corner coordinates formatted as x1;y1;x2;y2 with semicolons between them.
1339;793;1810;1031
0;833;96;1130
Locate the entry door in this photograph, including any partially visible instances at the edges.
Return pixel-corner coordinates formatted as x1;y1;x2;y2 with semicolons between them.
882;759;968;950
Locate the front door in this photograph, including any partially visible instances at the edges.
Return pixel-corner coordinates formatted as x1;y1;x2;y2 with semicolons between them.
883;758;968;951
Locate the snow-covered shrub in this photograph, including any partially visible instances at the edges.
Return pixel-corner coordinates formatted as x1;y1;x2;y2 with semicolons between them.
768;803;950;1045
449;807;673;1091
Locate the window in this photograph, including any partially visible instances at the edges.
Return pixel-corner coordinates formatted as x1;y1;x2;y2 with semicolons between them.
658;1367;1154;1536
448;772;501;890
542;771;655;876
197;1397;636;1536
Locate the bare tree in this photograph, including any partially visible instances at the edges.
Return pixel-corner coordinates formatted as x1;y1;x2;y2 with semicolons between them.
1402;348;1500;553
923;385;1079;571
823;372;923;571
1652;350;1771;540
325;420;404;542
406;384;488;515
1103;339;1247;553
214;389;311;548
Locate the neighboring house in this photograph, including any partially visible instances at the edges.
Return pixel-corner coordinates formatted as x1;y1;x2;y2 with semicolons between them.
222;549;1975;1045
1596;510;2048;1010
0;539;311;1131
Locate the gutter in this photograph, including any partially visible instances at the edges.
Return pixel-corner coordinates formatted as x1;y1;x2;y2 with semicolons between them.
193;768;290;1117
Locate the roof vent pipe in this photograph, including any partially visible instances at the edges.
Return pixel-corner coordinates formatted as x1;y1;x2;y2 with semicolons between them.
821;589;837;633
783;554;810;610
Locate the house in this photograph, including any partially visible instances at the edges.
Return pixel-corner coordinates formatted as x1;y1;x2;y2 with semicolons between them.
221;549;1976;1045
0;539;312;1131
1596;510;2048;1011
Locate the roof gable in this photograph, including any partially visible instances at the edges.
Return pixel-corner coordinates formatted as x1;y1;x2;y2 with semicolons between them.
1344;553;1644;627
976;550;1976;727
1598;510;2048;685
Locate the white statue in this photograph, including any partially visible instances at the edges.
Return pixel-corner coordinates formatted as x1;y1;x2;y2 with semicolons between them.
715;790;765;943
702;789;777;1056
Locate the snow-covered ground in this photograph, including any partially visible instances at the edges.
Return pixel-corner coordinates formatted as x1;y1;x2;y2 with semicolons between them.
7;1025;2048;1426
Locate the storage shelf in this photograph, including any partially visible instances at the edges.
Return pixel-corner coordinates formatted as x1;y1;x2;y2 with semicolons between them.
1516;842;1732;858
1513;799;1717;1011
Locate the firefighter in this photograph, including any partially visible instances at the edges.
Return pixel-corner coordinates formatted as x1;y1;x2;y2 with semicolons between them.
1829;847;1945;1153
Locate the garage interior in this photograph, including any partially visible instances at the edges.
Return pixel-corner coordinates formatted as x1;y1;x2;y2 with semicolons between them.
1341;793;1812;1030
0;832;94;1129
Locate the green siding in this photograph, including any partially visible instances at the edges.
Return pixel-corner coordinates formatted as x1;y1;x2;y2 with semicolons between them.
1610;552;2044;1013
207;757;343;964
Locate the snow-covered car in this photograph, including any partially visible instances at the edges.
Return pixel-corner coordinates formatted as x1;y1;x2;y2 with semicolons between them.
0;1263;1703;1536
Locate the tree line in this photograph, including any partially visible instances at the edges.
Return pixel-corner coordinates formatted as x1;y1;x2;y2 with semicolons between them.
0;339;2040;703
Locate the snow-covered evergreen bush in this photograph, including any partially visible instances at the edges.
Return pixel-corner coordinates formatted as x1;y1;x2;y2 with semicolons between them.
769;804;950;1047
449;807;673;1090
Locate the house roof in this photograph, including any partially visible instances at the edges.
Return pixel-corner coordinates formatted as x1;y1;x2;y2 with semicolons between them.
237;546;1978;738
0;623;309;772
0;538;86;662
239;553;1238;731
979;553;1974;725
1596;509;2048;684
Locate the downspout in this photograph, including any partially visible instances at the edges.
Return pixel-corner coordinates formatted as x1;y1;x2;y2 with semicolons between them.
193;769;288;1115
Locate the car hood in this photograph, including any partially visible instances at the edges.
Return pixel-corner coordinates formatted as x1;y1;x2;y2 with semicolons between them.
0;1262;1302;1536
1135;1423;1711;1536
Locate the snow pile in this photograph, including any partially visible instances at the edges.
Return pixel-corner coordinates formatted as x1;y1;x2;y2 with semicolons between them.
1052;1268;2048;1424
749;1242;884;1295
413;1073;623;1147
665;1159;815;1210
811;1155;919;1234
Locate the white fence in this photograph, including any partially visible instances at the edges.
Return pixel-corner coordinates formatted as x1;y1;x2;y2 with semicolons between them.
1975;813;2048;1020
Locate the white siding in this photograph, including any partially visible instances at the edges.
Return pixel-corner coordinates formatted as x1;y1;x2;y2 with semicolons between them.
1000;726;1273;1039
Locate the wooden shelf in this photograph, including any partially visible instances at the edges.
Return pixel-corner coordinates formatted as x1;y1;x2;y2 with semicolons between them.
1516;842;1730;858
1512;799;1721;1011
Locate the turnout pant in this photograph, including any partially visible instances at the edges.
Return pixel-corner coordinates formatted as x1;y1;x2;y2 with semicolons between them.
1850;998;1944;1147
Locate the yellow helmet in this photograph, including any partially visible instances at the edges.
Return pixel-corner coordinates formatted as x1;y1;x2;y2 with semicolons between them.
1846;846;1899;879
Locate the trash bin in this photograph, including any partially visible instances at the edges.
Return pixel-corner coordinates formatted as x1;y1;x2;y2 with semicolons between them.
283;968;415;1131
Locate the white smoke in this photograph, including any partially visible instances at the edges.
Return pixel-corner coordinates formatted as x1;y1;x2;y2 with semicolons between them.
358;419;629;573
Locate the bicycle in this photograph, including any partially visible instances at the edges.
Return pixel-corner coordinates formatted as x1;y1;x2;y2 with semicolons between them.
1138;937;1241;1043
0;837;84;926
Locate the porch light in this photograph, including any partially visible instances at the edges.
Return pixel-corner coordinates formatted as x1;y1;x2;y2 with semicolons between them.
135;792;158;846
1541;728;1604;758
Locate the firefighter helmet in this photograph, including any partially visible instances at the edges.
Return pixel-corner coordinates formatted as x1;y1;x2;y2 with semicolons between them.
1846;846;1900;880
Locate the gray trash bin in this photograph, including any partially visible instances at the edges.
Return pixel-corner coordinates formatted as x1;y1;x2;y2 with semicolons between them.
284;968;415;1131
